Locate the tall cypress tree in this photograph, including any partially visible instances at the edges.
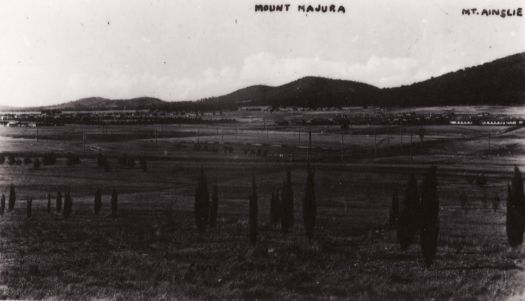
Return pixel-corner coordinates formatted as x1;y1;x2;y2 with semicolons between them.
0;194;5;215
397;174;419;250
507;167;525;247
281;168;294;233
512;166;524;216
420;166;439;267
303;164;316;241
390;189;399;227
8;184;15;211
56;191;62;212
111;189;118;218
63;191;72;218
26;198;32;219
194;169;210;233
209;183;218;228
249;176;258;246
94;189;102;215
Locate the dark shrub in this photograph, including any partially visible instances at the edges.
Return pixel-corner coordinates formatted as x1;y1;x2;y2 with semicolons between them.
66;153;80;165
42;153;57;165
476;173;487;186
33;158;41;169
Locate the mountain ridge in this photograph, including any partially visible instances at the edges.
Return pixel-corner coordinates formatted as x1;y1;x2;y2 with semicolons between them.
9;52;525;111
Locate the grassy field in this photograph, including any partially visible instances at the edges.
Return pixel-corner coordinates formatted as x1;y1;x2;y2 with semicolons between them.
0;112;524;300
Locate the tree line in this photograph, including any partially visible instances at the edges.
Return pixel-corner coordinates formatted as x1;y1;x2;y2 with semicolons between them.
0;186;119;219
4;164;523;270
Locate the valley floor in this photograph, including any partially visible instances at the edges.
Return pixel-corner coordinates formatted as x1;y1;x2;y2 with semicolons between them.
0;120;523;300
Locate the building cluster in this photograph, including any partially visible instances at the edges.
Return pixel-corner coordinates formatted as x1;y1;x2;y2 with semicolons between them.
0;110;235;127
280;111;524;127
449;113;525;126
0;108;522;127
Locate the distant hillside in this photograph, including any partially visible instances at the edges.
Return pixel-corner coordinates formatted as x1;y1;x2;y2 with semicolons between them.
382;52;525;106
12;52;525;111
205;76;382;107
40;97;168;111
206;53;524;107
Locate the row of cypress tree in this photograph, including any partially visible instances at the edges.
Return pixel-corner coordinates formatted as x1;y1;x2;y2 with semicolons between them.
390;166;439;267
194;165;317;245
248;165;317;245
0;185;20;215
1;186;119;219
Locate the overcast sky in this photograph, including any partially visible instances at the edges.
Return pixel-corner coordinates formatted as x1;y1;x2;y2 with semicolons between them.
0;0;523;107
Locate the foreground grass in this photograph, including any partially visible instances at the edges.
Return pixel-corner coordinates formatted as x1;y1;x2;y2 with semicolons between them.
0;196;520;300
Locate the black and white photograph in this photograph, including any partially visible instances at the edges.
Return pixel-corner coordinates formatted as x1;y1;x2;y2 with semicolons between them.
0;0;524;299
